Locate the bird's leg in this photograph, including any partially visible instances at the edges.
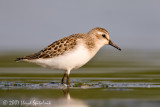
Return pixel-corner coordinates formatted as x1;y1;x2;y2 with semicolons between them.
66;69;71;86
67;74;70;86
61;73;66;84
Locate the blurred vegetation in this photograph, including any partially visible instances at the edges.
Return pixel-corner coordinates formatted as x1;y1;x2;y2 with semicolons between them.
0;53;38;68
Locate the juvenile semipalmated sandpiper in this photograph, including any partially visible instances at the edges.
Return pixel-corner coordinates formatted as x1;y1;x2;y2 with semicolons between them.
16;27;121;85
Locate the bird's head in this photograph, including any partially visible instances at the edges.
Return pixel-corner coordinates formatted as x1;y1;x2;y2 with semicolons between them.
88;27;121;51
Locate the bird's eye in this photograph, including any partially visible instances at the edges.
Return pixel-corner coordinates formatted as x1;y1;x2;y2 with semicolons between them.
102;34;106;38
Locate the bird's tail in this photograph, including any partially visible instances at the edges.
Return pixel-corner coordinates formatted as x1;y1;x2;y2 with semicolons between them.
15;57;24;62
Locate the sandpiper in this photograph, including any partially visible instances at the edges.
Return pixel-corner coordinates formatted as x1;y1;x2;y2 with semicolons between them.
15;27;121;85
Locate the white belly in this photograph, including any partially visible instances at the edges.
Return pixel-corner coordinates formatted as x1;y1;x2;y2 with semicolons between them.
27;45;95;71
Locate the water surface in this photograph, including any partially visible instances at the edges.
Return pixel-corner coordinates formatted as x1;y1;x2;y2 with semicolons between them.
0;67;160;107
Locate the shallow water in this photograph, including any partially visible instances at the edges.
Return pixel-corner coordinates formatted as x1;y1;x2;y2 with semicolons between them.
0;67;160;107
0;80;160;107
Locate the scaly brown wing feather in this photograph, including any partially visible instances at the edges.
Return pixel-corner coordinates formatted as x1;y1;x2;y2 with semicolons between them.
21;34;82;60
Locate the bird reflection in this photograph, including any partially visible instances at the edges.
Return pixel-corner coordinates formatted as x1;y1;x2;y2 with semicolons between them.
62;86;71;100
39;86;89;107
54;86;89;107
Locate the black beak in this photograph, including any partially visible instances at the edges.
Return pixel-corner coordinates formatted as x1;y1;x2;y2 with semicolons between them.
109;40;121;51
